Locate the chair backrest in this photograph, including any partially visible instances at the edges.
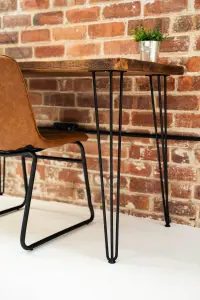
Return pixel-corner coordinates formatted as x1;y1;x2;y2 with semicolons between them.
0;55;40;151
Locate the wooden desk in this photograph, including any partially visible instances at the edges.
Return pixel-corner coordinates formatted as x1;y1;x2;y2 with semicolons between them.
19;58;184;264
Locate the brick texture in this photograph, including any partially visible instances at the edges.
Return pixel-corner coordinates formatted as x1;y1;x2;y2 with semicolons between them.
1;0;200;227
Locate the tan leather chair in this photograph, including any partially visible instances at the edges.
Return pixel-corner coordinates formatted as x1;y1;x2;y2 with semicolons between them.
0;55;94;250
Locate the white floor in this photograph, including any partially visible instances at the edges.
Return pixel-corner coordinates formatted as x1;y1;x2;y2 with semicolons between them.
0;196;200;300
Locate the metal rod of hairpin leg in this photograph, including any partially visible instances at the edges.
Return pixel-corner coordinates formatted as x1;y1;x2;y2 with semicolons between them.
114;71;124;261
92;71;110;261
149;76;167;222
157;75;170;225
163;75;170;226
109;71;114;263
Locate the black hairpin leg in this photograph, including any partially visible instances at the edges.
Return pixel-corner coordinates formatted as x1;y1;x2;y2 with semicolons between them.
0;157;6;195
0;157;27;216
92;70;124;264
20;142;94;250
149;75;170;227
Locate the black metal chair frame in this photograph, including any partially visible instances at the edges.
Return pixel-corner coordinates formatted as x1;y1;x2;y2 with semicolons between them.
0;142;94;250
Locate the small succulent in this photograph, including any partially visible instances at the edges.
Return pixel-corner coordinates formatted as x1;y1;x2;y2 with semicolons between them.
130;26;166;42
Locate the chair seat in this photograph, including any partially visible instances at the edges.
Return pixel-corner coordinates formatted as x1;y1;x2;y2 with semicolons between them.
37;128;88;149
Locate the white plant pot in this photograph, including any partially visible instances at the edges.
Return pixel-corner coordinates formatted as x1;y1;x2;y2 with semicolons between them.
140;41;160;62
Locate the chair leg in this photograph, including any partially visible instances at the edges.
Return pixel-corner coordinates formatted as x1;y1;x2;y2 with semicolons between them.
20;146;94;251
0;157;27;216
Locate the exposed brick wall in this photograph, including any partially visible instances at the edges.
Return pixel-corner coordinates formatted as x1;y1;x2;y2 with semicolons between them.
1;0;200;226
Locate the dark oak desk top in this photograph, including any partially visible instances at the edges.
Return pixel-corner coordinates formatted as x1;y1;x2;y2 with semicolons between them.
19;58;184;77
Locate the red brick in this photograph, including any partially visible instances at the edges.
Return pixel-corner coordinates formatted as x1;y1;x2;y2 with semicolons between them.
130;177;161;194
33;107;58;122
21;29;50;43
35;45;64;58
195;0;200;9
29;93;43;105
44;93;75;107
144;0;187;16
104;40;139;55
88;22;125;38
103;2;141;19
128;18;170;35
59;109;92;124
90;0;121;2
120;161;152;177
129;145;158;161
57;79;74;91
66;7;100;23
68;0;85;4
175;113;200;128
186;57;200;72
3;14;31;27
194;185;200;199
120;194;149;210
154;200;196;217
98;110;130;125
52;26;86;41
5;47;32;59
59;169;84;184
195;36;200;50
171;183;192;199
168;166;197;181
173;16;193;32
0;0;17;11
30;79;57;91
178;76;193;91
160;36;189;52
20;0;49;10
171;148;191;164
132;111;172;128
74;78;92;92
33;11;63;25
66;43;100;57
54;0;85;5
96;77;133;92
167;95;200;111
115;95;152;110
135;76;175;91
0;32;18;44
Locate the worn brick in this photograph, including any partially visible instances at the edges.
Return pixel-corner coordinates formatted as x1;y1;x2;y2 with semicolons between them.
155;199;196;218
44;93;75;107
88;22;125;38
128;18;170;35
33;11;63;25
0;0;17;11
66;7;100;23
144;0;188;16
30;79;57;91
66;43;100;57
5;47;32;59
173;16;193;32
104;40;139;55
21;0;49;10
0;32;18;44
171;183;192;199
35;45;64;58
186;57;200;72
130;177;161;194
103;2;141;19
60;108;92;123
21;29;50;43
160;36;189;52
53;26;86;41
3;14;31;27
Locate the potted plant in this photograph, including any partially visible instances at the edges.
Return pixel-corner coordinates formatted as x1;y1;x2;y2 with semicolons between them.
130;26;166;62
